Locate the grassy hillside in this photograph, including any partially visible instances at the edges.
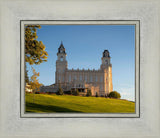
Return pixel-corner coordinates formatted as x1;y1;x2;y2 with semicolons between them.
25;93;135;113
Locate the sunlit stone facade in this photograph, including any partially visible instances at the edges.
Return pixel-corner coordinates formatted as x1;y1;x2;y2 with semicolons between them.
54;42;113;96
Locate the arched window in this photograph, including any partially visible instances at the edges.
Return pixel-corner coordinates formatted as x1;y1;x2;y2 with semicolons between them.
60;56;63;61
60;48;63;53
105;60;108;64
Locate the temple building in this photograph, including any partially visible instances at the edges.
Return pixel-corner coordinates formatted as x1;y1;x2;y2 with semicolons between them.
40;42;113;96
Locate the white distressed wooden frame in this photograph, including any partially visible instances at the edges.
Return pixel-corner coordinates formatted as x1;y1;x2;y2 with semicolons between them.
0;0;160;138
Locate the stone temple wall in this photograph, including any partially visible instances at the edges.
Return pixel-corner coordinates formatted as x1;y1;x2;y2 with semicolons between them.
40;44;113;96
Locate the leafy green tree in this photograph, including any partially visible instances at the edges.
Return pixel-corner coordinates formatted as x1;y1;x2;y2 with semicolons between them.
56;84;64;95
25;25;48;92
25;25;48;65
25;68;29;84
95;92;99;97
108;91;121;99
86;89;92;97
30;67;42;102
72;89;79;96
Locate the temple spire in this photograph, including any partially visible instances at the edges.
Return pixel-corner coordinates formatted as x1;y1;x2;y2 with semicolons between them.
58;41;66;54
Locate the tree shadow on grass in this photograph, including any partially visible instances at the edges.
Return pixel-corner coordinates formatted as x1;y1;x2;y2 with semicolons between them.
25;102;82;113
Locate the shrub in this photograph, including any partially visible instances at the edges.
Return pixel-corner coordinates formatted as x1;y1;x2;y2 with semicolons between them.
105;94;108;98
72;89;79;96
64;91;72;95
108;91;121;99
47;92;54;94
95;92;99;97
56;87;64;95
35;92;40;94
86;89;92;97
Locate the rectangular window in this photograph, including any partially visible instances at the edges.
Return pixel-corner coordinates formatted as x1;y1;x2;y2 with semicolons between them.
90;76;93;82
100;85;103;91
69;75;71;82
100;76;103;82
85;75;87;82
74;75;77;80
80;75;82;81
58;75;61;81
95;75;98;82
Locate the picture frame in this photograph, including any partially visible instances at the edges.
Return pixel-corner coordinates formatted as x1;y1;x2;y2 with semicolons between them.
21;20;140;118
0;0;160;138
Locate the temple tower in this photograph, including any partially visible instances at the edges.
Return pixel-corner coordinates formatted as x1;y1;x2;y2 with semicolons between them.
55;42;68;84
100;50;113;95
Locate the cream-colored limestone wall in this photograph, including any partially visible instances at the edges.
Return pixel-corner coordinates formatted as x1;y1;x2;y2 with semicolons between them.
108;65;113;93
64;69;105;95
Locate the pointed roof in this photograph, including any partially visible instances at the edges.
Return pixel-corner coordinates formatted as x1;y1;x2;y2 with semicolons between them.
58;41;66;54
59;41;64;49
103;50;110;58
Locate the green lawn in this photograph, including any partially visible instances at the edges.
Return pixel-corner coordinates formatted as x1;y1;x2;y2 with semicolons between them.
25;93;135;113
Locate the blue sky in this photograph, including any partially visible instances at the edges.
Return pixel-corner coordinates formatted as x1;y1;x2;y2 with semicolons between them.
27;25;135;101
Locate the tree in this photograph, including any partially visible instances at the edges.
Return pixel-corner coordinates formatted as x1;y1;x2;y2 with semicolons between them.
108;91;121;99
72;89;79;96
86;89;92;97
25;69;29;84
30;67;42;102
56;84;64;95
25;25;48;65
95;92;99;97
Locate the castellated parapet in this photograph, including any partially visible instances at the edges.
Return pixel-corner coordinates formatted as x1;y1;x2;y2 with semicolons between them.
40;42;113;96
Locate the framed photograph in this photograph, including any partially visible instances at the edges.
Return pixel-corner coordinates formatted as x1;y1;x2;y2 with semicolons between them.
21;20;140;118
0;0;160;138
